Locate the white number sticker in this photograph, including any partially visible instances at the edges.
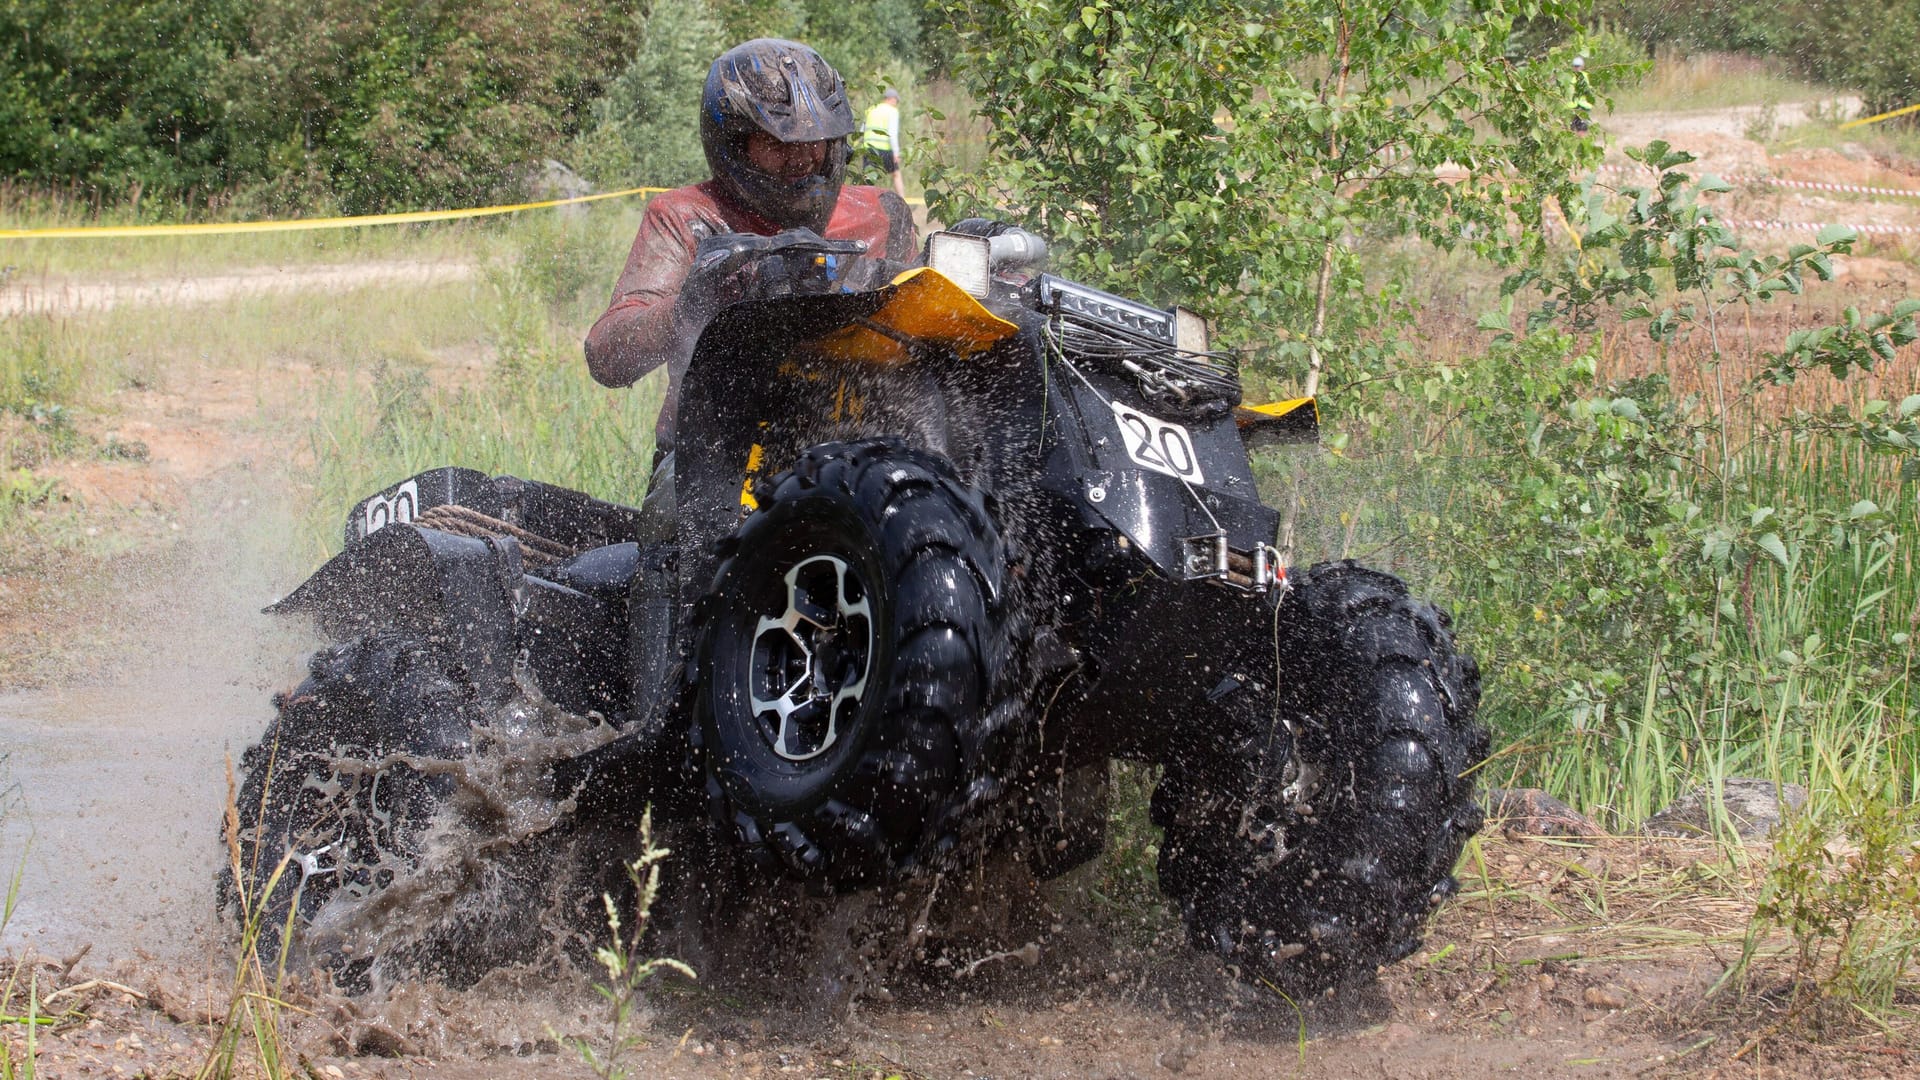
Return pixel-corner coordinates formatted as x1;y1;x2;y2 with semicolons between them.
1109;401;1204;485
363;479;420;535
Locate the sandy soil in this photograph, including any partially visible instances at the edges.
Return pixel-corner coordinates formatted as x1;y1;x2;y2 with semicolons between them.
3;113;1918;1078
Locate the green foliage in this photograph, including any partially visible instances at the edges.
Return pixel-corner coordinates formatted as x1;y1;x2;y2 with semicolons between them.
0;0;643;212
926;0;1612;395
1575;27;1649;80
1595;0;1919;122
1734;799;1920;1035
0;0;941;212
575;2;726;190
1774;1;1920;120
713;0;925;81
559;812;695;1080
0;0;242;200
1340;145;1920;827
220;0;641;213
1590;0;1785;55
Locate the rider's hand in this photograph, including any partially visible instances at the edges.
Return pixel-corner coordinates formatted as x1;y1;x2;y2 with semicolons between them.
675;229;869;328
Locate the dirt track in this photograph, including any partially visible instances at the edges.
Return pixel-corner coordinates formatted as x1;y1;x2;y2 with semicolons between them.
0;259;476;316
3;114;1918;1078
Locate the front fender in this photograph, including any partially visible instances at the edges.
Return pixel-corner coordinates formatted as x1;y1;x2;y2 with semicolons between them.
672;269;1024;601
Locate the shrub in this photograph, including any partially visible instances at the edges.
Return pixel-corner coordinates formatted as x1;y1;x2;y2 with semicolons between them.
574;2;725;191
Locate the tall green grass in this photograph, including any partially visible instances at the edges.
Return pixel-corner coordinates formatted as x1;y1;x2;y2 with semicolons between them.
299;209;663;562
304;355;663;562
1300;363;1919;831
1;201;662;596
1607;49;1842;114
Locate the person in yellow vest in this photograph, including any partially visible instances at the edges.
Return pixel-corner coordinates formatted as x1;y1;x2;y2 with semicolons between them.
861;88;907;200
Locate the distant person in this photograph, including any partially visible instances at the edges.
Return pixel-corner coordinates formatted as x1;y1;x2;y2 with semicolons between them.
582;38;916;528
1568;56;1593;134
861;88;908;200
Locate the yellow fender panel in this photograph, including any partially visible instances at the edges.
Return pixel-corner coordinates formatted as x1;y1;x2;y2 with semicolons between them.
807;267;1021;366
1236;397;1319;447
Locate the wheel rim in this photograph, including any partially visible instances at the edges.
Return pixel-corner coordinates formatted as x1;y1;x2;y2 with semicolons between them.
747;554;875;762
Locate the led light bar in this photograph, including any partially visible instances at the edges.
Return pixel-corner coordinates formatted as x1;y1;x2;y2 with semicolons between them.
1035;275;1175;343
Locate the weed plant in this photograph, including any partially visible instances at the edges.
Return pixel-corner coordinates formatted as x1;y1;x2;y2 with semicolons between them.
205;762;297;1080
0;848;38;1078
1726;798;1920;1046
559;812;694;1080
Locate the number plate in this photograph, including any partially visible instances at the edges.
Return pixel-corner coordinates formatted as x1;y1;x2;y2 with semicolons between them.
363;479;420;535
1109;401;1205;485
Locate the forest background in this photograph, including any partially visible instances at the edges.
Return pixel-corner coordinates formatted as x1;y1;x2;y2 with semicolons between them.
4;0;1917;214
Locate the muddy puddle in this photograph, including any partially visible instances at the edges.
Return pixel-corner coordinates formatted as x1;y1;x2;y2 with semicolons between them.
0;677;263;961
0;494;315;965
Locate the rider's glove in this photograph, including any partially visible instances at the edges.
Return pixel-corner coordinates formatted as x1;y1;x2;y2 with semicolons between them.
674;229;869;330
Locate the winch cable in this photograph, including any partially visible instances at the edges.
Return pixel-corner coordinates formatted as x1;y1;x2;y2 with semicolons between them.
1049;317;1239;402
1044;323;1226;538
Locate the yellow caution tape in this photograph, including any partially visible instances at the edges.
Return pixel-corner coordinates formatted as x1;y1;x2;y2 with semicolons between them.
0;186;670;240
1839;101;1920;131
2;185;928;240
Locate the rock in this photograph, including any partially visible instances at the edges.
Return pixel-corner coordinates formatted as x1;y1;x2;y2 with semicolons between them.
1582;985;1628;1010
1483;788;1607;838
352;1021;417;1058
1641;777;1808;839
514;158;595;217
524;158;593;201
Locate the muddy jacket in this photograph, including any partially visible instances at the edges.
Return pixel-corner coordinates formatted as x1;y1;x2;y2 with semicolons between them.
584;180;918;446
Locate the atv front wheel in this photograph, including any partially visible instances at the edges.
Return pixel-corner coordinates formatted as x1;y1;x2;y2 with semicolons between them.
219;633;475;971
1154;561;1487;996
693;438;1025;884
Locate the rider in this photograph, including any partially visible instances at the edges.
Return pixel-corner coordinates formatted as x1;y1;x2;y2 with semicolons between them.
584;38;919;462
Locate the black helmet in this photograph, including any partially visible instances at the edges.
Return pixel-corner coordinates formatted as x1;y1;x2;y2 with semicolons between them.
700;39;856;232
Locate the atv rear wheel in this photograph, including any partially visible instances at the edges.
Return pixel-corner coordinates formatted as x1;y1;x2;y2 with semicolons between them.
693;438;1025;884
219;633;475;971
1154;561;1487;996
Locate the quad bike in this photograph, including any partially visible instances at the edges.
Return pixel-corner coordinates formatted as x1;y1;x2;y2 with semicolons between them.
222;226;1487;996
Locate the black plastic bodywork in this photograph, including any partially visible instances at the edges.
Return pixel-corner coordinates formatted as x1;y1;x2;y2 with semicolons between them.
272;469;645;718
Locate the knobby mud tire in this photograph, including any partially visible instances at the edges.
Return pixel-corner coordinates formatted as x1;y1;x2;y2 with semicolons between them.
692;438;1027;885
1154;560;1488;997
218;633;476;972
